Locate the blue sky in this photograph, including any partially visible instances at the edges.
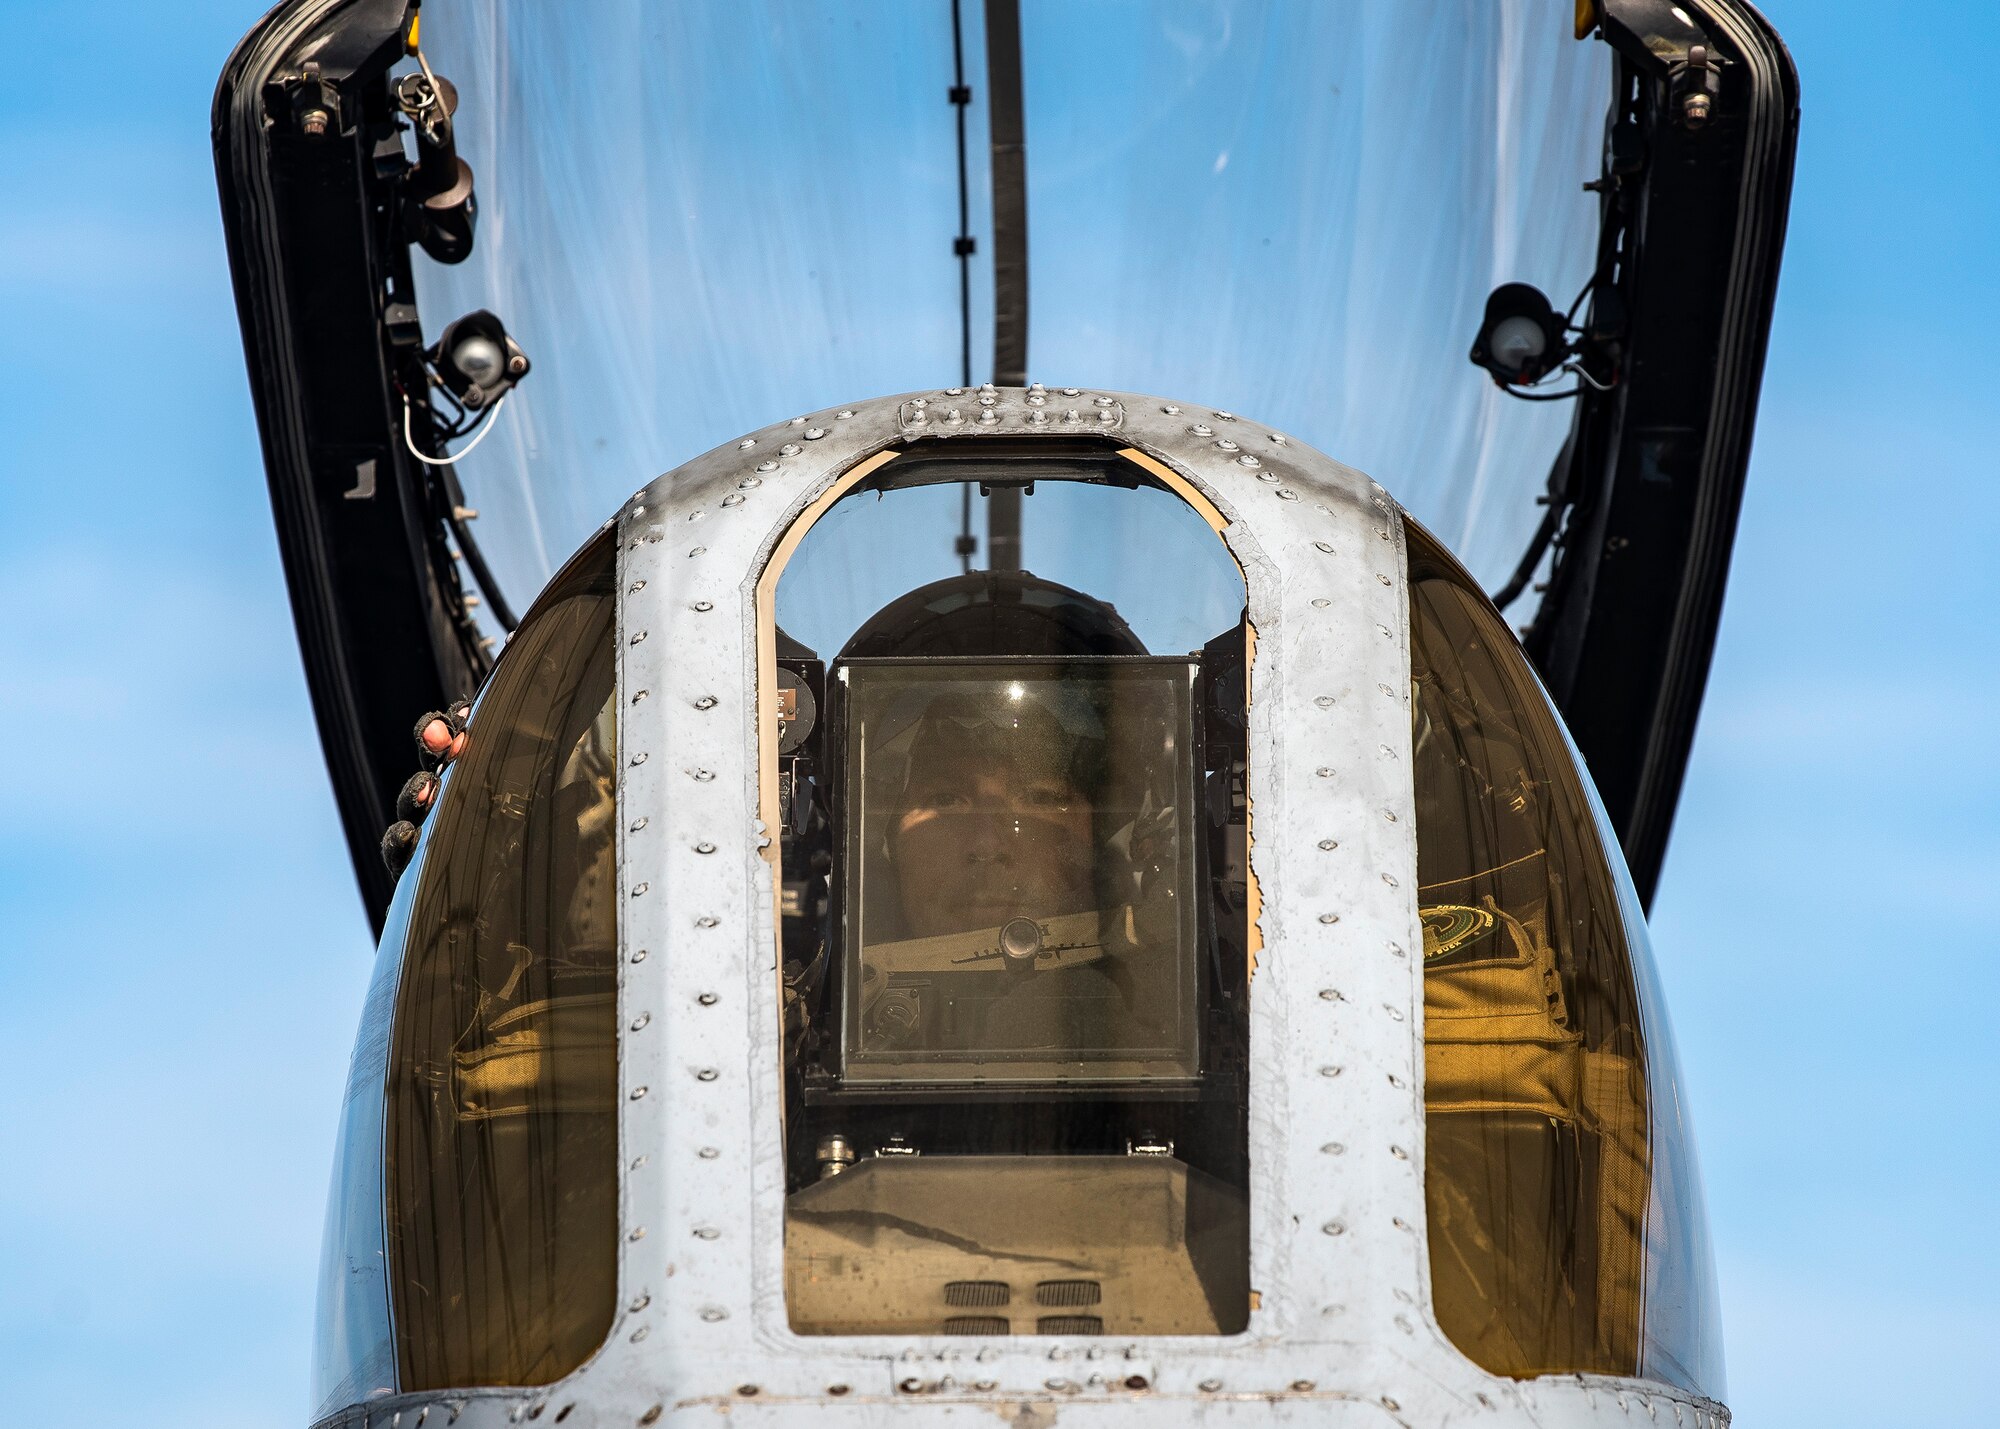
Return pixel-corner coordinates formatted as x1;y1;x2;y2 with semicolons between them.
0;2;1993;1424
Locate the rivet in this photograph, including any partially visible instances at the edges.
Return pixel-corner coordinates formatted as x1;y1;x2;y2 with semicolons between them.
631;1013;650;1031
697;991;718;1005
1161;403;1180;414
632;690;649;703
694;695;718;709
691;600;712;612
1190;424;1214;437
736;1386;759;1398
629;1226;646;1241
738;476;762;489
1314;695;1335;708
1026;393;1046;406
1322;1141;1345;1154
978;410;999;425
1383;809;1398;821
912;398;930;408
1319;913;1339;925
687;510;705;521
945;409;963;423
1028;410;1048;425
804;427;827;440
979;382;997;393
1322;1220;1346;1235
1315;766;1336;778
1314;540;1334;553
1383;873;1399;887
721;494;744;507
737;439;756;450
1199;1379;1222;1393
1097;409;1116;423
780;443;802;457
974;1380;997;1392
1378;573;1393;585
1214;410;1235;420
630;630;648;645
1389;941;1407;958
690;767;714;781
689;546;705;558
629;1326;649;1343
1318;838;1338;850
1384;1004;1405;1021
1388;1073;1407;1088
837;408;856;418
1378;682;1395;696
1216;438;1239;451
1311;597;1331;608
694;841;716;854
631;817;649;832
1045;1379;1075;1393
790;415;809;424
630;752;648;766
1393;1217;1413;1231
699;1307;726;1323
1292;1381;1316;1393
693;1226;720;1240
1237;453;1261;468
1094;395;1114;407
698;1146;720;1159
1060;387;1080;397
1319;1065;1343;1078
1269;433;1288;445
640;1407;662;1425
828;1384;851;1396
1276;488;1300;501
1257;471;1280;483
631;505;646;518
630;1294;651;1312
630;882;650;898
631;949;648;963
978;394;997;406
695;916;719;929
1391;1144;1409;1159
756;459;778;473
1064;409;1082;423
908;408;929;424
1380;743;1396;758
629;579;646;593
696;1067;719;1081
1124;1375;1149;1391
1319;988;1341;1000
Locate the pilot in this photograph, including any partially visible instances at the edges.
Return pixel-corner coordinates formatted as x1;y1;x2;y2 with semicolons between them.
837;571;1181;1052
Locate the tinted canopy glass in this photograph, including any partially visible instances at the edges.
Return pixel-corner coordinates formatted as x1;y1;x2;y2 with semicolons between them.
1407;525;1721;1396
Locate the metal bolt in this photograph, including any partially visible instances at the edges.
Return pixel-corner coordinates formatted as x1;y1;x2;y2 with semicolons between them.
301;108;329;137
507;354;528;376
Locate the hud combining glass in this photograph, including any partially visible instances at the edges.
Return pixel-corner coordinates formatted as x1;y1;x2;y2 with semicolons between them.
839;657;1202;1086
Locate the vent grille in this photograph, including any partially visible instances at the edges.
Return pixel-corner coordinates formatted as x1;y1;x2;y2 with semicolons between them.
1037;1314;1104;1335
943;1315;1010;1335
943;1280;1011;1308
1034;1279;1102;1308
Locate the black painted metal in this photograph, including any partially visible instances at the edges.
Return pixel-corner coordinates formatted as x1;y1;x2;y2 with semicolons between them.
982;0;1028;571
214;0;491;933
1526;0;1798;904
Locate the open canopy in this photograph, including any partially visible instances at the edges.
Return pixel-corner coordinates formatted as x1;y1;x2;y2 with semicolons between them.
215;0;1795;926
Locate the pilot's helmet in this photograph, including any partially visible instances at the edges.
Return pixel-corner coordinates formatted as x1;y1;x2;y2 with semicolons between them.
837;572;1148;940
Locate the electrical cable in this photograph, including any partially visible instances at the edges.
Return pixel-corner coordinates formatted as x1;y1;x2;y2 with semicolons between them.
403;391;507;466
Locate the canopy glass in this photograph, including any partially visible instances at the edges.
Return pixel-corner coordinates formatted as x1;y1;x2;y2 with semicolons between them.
413;0;1608;628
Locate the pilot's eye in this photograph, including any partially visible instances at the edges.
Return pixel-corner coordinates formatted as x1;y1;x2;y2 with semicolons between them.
1020;782;1076;811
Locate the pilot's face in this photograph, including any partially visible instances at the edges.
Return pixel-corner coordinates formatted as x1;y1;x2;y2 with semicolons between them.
889;751;1094;937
